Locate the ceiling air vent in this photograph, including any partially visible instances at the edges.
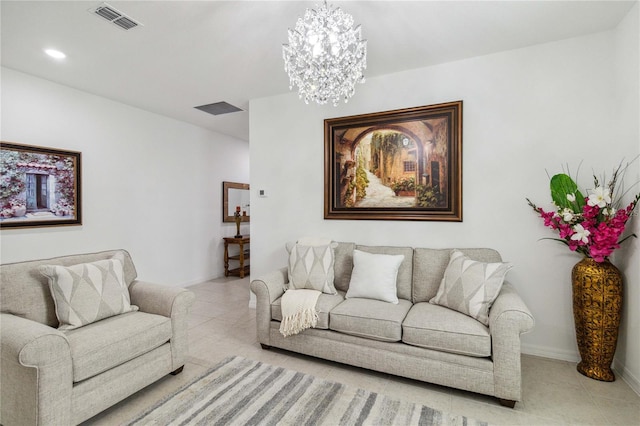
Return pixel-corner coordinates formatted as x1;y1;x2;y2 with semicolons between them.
90;3;142;31
195;102;244;116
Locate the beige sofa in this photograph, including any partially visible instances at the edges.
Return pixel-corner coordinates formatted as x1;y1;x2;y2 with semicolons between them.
251;243;535;407
0;250;195;425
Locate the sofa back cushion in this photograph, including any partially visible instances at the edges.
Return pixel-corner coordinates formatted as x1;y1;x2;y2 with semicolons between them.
333;242;356;292
412;248;502;303
1;250;137;327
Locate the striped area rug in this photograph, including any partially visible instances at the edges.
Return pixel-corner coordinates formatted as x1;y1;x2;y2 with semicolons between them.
127;356;488;426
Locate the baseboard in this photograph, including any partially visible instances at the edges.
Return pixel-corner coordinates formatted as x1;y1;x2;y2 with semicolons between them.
179;275;221;288
521;343;580;362
616;364;640;396
522;344;640;397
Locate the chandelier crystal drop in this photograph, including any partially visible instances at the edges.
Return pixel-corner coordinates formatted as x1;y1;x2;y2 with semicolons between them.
282;1;367;106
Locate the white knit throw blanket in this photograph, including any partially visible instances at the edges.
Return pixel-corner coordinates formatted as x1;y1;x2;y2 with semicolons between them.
279;289;321;337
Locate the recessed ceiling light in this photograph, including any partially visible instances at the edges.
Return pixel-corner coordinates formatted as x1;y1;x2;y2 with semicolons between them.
44;49;66;59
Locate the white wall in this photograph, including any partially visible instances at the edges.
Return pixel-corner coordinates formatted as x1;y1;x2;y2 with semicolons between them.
250;13;639;390
1;67;250;286
613;3;640;394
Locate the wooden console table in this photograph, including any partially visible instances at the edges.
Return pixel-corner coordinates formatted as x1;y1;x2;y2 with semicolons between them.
223;236;250;278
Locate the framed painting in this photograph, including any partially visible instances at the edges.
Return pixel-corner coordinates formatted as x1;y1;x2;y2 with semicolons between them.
0;142;82;229
324;101;462;221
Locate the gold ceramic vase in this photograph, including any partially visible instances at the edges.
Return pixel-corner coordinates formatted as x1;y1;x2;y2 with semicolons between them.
571;257;622;382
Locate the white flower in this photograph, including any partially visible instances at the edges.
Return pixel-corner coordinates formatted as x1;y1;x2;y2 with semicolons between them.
571;224;591;244
602;207;616;216
587;186;612;208
561;208;575;222
566;193;576;202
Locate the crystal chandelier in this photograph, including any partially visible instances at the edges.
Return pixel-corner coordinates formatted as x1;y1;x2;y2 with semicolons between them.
283;1;367;106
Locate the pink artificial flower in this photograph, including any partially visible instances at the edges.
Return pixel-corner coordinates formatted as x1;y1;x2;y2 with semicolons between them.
558;223;574;239
528;166;640;263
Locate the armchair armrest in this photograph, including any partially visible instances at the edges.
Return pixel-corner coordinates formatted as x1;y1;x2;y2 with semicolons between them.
488;282;535;401
128;281;195;371
1;313;73;425
250;267;287;345
129;280;195;317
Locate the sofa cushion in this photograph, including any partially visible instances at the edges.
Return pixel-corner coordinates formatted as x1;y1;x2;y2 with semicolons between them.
402;302;491;357
65;311;171;382
39;252;138;330
286;242;338;294
346;250;404;304
412;248;503;303
0;250;138;328
333;242;356;292
272;292;345;329
430;250;511;325
355;245;414;301
329;298;412;342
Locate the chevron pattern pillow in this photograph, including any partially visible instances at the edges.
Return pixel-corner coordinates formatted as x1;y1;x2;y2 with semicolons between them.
39;251;138;330
429;249;512;325
287;243;338;294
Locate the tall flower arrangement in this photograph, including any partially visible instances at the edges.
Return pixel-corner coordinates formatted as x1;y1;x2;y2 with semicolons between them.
527;161;639;262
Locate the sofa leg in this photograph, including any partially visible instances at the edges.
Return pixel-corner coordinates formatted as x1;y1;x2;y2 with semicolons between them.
498;398;516;408
170;366;184;376
260;344;271;350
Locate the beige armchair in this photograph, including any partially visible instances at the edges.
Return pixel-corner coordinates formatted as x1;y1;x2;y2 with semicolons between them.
0;250;195;425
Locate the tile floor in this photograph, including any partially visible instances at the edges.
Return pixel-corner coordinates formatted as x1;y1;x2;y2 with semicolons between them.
84;277;640;426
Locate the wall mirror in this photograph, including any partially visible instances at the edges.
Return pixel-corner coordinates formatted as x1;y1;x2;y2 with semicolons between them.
223;181;250;223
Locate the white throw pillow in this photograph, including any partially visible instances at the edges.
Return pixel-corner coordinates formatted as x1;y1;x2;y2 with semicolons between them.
345;250;404;304
39;251;138;330
429;249;512;325
287;242;338;294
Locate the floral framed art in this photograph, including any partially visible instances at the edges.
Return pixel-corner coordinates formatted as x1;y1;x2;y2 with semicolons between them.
324;101;462;221
0;142;82;229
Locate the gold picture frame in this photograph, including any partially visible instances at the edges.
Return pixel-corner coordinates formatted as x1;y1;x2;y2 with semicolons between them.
324;101;462;221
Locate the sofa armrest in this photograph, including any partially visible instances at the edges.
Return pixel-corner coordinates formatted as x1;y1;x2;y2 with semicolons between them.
1;313;73;425
128;281;195;370
488;282;535;401
250;267;287;345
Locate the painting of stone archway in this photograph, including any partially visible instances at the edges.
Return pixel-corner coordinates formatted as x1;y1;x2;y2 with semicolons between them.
1;142;82;229
324;101;462;221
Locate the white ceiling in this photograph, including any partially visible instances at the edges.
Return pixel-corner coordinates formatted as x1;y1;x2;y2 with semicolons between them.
1;1;636;142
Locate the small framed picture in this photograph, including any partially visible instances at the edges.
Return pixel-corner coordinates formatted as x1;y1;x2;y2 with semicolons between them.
1;142;82;229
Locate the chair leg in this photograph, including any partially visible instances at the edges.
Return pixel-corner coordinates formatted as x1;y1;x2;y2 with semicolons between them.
170;366;184;375
498;398;516;408
260;344;271;350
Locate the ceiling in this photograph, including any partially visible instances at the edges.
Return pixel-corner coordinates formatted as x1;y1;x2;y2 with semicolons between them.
1;1;636;142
